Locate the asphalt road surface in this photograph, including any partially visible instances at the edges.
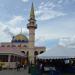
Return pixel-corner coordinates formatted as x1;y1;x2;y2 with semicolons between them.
0;68;30;75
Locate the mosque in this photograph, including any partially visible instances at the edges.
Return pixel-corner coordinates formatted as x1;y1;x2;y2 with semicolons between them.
0;3;46;68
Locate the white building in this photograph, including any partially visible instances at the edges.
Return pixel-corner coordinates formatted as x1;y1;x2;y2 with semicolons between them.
0;3;46;68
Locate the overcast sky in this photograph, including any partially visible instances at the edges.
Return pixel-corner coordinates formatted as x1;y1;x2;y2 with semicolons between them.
0;0;75;49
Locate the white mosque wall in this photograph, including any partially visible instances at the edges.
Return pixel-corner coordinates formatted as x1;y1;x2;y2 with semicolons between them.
34;47;46;54
2;62;16;69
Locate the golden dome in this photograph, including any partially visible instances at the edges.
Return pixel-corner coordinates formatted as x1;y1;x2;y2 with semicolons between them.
12;34;28;43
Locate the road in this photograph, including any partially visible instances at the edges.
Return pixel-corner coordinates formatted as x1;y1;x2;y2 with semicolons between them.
0;68;30;75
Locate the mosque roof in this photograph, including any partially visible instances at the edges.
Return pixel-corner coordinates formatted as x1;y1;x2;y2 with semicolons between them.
12;34;28;43
0;47;25;57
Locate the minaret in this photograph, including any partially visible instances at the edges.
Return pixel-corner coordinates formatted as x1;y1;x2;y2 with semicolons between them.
27;3;37;63
27;3;37;48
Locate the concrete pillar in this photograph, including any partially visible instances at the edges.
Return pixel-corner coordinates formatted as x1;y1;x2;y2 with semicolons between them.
8;55;11;68
28;48;34;64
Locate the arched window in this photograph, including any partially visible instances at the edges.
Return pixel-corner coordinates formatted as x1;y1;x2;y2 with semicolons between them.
1;45;5;47
18;40;21;42
22;40;25;42
18;44;21;47
34;51;38;56
12;45;16;47
21;51;25;54
7;45;10;47
40;51;44;54
23;45;27;47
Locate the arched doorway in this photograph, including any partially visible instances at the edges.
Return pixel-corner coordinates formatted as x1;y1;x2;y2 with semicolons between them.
20;51;26;65
34;51;38;56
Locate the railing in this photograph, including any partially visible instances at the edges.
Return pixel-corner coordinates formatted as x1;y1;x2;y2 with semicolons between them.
27;23;37;29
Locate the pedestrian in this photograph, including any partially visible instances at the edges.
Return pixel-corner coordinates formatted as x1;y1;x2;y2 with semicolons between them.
39;63;43;75
16;61;21;71
23;64;27;69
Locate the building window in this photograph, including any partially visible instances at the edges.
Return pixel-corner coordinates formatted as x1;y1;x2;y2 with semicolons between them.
1;45;5;47
23;45;27;47
18;44;21;47
10;55;14;62
18;40;21;42
0;55;8;62
12;45;16;47
22;40;25;42
7;45;10;47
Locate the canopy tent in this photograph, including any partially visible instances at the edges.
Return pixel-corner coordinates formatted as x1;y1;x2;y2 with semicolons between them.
37;46;75;59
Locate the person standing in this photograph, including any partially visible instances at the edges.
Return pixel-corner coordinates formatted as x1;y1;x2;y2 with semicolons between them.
16;61;21;71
